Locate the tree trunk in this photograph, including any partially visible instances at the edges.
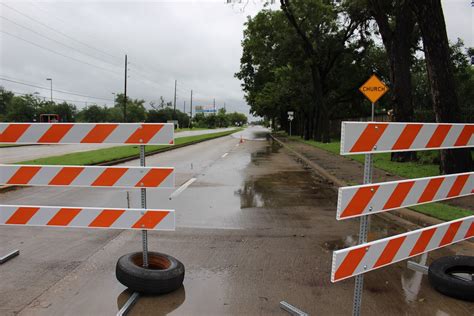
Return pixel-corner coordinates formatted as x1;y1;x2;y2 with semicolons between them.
371;0;417;161
412;0;472;173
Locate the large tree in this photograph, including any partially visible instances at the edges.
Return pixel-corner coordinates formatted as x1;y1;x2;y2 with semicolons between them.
369;0;418;161
412;0;473;173
280;0;366;142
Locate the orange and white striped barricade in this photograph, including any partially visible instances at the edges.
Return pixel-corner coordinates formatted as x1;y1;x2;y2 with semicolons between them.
331;216;473;282
0;122;175;268
337;172;473;220
0;165;174;188
0;205;175;231
333;121;473;315
341;122;473;155
0;122;174;145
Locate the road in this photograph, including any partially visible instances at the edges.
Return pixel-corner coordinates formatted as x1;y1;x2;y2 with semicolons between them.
0;127;236;164
0;126;472;315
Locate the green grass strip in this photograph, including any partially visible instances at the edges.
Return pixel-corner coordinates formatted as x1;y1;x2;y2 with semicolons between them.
287;136;473;221
18;129;241;166
409;202;473;221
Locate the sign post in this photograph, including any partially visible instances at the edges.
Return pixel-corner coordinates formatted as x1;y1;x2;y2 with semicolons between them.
353;74;388;316
288;111;294;137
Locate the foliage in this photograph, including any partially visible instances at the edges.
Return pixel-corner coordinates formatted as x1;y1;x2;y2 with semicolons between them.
0;89;248;129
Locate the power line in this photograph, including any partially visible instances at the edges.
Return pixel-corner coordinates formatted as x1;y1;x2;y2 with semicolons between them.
0;16;122;69
0;2;122;62
0;30;122;76
9;89;113;105
0;77;114;101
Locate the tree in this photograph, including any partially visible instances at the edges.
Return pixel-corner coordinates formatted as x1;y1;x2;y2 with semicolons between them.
77;105;108;122
6;94;39;122
412;0;473;173
368;0;418;161
280;0;366;142
0;87;14;120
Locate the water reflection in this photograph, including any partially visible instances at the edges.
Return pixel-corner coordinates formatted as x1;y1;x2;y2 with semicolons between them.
117;286;186;315
401;253;427;304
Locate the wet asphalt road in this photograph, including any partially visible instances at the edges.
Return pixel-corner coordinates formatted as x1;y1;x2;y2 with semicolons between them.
0;126;473;315
0;127;236;164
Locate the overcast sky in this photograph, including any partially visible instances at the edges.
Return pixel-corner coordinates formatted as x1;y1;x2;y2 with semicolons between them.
0;0;472;117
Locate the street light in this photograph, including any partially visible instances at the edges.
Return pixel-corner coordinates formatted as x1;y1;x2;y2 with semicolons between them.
46;78;52;102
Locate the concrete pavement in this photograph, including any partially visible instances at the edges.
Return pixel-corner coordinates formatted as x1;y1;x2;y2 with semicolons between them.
0;127;473;315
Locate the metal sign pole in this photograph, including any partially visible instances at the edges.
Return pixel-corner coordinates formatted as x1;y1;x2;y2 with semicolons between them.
140;145;148;268
290;120;292;137
352;102;374;316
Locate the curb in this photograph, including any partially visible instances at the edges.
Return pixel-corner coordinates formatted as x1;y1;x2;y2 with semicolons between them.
0;130;239;194
270;134;458;230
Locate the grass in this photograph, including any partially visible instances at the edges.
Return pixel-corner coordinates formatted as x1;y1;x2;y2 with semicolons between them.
18;128;241;166
286;135;473;221
410;202;473;221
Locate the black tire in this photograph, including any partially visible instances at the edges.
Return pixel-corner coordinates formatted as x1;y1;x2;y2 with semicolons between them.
116;252;185;295
428;255;474;302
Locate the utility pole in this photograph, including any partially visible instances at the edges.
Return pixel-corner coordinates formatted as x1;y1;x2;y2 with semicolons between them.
46;78;52;102
213;98;216;115
124;54;128;123
173;80;177;115
183;101;186;115
190;90;193;117
224;102;226;111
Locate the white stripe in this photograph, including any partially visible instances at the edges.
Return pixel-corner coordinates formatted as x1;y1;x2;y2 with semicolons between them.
17;124;49;143
221;153;229;158
0;165;20;184
376;124;404;151
61;124;93;143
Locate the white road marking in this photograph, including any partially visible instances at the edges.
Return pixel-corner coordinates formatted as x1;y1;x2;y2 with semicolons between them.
168;178;197;200
221;153;229;158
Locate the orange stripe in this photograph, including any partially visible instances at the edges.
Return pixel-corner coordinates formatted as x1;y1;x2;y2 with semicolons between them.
132;210;169;229
7;166;41;185
374;236;406;268
426;124;452;148
48;167;84;185
446;174;469;198
383;181;415;210
392;124;423;150
89;209;125;227
135;169;173;187
465;222;474;239
439;221;462;246
409;227;436;256
454;125;474;146
341;186;379;218
350;123;388;153
6;207;40;224
418;177;444;203
0;124;30;142
334;247;367;281
125;124;163;144
91;168;128;187
81;124;118;143
47;208;82;226
37;124;74;143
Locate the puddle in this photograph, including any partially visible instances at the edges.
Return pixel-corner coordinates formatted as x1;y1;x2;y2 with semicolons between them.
322;235;358;251
121;268;230;315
